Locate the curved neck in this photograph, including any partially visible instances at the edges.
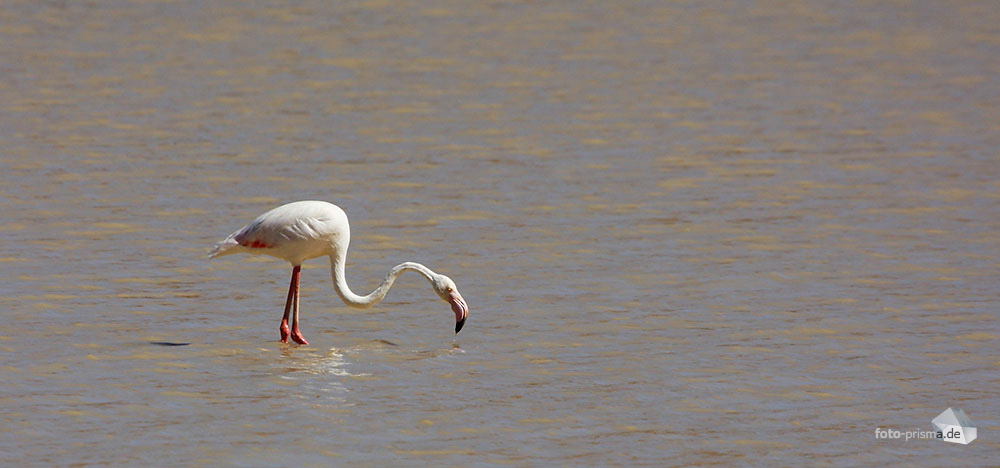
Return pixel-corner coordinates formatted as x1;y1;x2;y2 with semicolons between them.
329;252;437;308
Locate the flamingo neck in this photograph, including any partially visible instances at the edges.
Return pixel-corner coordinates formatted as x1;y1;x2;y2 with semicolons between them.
329;252;437;308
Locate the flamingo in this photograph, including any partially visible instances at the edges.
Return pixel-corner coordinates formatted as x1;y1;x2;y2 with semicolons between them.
209;200;469;345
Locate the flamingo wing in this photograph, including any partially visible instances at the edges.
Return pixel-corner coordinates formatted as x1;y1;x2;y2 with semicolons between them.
209;201;346;264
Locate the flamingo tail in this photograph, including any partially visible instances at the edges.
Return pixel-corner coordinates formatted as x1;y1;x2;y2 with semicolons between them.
208;236;242;258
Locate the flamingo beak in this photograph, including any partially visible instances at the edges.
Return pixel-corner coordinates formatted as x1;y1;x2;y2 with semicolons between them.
449;290;468;333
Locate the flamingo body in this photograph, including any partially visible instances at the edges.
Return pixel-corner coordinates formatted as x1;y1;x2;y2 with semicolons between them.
210;200;349;265
211;200;469;345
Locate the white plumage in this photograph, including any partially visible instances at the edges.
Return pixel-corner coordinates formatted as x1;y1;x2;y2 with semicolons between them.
211;200;469;345
211;200;350;265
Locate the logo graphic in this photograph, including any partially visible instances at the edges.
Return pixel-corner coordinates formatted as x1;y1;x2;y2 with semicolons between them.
931;408;977;445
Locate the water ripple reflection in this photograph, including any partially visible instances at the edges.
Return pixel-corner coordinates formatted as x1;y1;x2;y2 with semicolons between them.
1;0;998;466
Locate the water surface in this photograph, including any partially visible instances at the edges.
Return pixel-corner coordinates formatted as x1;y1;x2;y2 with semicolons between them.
1;1;998;466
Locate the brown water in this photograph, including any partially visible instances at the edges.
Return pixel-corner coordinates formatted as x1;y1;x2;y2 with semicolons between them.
2;1;998;466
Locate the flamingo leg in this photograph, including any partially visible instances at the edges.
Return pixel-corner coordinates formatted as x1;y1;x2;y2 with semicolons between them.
289;266;308;345
279;265;301;343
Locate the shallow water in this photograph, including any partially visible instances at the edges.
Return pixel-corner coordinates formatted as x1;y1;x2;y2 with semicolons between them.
1;1;998;466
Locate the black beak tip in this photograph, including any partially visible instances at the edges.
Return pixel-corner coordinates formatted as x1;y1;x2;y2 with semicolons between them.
455;317;466;334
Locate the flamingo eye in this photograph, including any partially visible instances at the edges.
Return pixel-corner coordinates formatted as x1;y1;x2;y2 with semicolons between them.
447;287;454;293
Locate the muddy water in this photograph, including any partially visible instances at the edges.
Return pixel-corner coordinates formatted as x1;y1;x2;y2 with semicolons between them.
1;1;998;466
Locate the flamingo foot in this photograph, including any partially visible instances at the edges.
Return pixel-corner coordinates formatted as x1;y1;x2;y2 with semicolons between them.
280;319;290;343
290;329;308;345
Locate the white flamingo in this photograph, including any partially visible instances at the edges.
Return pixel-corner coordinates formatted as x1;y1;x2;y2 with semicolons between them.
209;200;469;345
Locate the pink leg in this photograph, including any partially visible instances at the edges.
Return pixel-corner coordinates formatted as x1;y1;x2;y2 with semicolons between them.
279;265;301;343
289;266;308;345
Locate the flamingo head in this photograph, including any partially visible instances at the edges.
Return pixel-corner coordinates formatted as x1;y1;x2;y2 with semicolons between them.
433;275;469;333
